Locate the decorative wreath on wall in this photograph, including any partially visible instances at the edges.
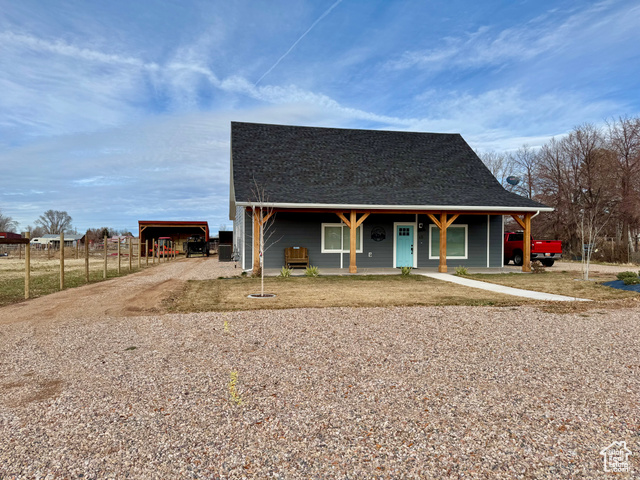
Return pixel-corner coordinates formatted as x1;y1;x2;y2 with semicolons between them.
371;226;386;242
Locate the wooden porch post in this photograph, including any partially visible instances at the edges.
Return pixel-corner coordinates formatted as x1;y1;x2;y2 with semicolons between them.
439;212;448;273
511;213;532;272
349;210;357;273
523;213;532;273
253;209;260;274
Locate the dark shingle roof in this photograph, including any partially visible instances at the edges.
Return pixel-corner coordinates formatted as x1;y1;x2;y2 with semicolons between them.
230;122;548;210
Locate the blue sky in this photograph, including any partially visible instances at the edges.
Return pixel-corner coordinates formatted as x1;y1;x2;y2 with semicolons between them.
1;0;639;234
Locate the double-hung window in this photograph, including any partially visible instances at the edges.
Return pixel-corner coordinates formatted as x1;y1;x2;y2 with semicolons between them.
321;223;363;253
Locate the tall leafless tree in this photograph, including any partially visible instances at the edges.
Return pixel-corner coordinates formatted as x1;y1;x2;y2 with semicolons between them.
0;208;18;232
606;116;640;258
250;179;280;296
35;210;73;234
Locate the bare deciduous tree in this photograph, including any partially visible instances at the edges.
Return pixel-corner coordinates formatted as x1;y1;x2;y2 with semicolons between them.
250;179;280;296
0;208;18;232
35;210;73;234
606;116;640;258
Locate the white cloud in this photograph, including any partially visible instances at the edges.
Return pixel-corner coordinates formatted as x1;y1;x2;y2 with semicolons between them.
386;1;640;72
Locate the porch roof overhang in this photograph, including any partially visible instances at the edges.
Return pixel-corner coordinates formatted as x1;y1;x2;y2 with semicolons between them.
237;202;554;214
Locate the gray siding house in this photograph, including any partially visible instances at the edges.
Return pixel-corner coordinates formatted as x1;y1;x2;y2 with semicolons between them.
229;122;551;273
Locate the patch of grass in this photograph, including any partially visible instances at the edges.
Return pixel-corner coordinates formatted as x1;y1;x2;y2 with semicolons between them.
165;275;525;313
0;256;149;307
468;271;638;301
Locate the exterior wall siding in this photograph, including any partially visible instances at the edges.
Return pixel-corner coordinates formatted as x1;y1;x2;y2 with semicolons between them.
489;214;504;267
237;211;506;270
244;209;252;270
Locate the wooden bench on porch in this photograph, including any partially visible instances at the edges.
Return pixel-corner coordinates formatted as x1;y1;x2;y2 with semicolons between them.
285;247;309;269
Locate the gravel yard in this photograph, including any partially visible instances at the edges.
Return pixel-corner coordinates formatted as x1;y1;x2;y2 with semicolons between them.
1;260;638;478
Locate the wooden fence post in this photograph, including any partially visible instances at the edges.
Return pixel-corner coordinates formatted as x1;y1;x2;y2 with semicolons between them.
128;237;132;271
25;232;30;300
75;239;79;259
152;240;156;265
138;239;141;269
117;238;121;274
85;235;89;283
60;232;65;290
145;240;149;266
104;234;108;279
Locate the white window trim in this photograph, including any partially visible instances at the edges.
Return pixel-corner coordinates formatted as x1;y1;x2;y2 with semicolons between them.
321;223;363;253
428;224;468;260
393;222;418;268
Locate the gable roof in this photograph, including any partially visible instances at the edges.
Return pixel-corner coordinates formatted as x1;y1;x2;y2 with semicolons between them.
230;122;550;215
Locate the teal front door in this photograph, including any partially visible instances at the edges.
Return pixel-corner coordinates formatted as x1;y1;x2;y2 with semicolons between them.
396;225;414;267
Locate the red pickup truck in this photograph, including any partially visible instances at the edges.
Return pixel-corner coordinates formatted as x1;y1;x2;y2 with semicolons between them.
504;232;562;267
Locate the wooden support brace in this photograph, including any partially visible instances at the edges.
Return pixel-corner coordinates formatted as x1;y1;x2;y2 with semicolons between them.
511;214;526;229
335;212;351;227
426;213;442;229
445;214;460;229
355;212;370;228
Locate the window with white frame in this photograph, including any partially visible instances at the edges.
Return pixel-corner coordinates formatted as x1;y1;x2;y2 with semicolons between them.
429;224;468;259
321;223;363;253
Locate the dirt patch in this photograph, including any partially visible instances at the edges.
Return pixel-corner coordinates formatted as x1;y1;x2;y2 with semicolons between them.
1;378;63;407
0;258;240;326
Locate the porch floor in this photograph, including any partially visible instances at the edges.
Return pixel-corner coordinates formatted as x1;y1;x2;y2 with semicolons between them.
263;265;525;276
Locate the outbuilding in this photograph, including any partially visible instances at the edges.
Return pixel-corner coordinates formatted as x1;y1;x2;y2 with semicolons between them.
138;221;210;256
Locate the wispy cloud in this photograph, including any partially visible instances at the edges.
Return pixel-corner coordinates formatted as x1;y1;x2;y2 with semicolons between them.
386;1;639;72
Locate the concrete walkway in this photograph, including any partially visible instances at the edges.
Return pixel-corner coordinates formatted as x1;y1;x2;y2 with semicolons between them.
421;273;592;302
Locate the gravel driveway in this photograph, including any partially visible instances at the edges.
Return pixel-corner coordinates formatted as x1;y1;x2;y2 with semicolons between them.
1;260;638;478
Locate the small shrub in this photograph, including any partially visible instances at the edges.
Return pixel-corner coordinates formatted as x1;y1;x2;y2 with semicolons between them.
531;261;546;274
279;266;292;278
623;276;640;285
241;271;248;277
454;266;468;276
305;266;319;277
616;271;638;281
400;266;412;276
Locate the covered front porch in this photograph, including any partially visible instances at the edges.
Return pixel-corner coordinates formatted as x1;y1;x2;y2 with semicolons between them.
249;208;537;275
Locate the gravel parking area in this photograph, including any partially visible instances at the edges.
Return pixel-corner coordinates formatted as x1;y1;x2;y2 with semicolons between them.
1;299;638;478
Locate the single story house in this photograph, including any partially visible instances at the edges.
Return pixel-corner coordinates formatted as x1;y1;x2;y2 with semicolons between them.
229;122;552;274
